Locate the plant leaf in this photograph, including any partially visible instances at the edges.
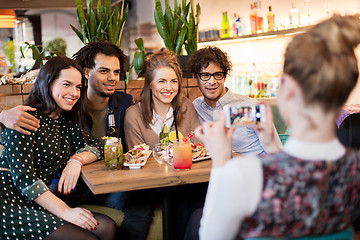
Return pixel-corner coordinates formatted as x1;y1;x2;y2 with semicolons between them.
70;25;85;44
164;0;174;50
97;0;102;16
89;9;97;42
135;38;145;52
154;0;171;50
133;51;145;75
86;0;92;14
125;64;133;85
175;25;187;55
105;0;111;16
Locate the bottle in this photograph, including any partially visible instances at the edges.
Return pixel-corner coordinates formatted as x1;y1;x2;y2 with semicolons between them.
267;6;275;32
221;11;230;38
254;1;263;33
106;109;118;137
250;3;256;34
235;16;243;36
289;2;300;28
231;13;237;37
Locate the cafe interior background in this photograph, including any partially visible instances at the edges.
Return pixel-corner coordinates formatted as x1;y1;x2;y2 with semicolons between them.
0;0;360;120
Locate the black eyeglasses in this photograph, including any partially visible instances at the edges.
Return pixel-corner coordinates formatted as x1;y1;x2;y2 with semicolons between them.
198;72;226;81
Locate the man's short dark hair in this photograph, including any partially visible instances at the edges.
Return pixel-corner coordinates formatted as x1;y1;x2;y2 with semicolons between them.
72;41;127;75
188;46;232;77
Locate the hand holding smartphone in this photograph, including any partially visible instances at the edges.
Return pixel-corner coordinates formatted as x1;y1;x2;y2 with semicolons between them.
224;104;266;128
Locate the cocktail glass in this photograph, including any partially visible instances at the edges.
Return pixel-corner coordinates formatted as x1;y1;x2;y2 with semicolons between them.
173;140;192;169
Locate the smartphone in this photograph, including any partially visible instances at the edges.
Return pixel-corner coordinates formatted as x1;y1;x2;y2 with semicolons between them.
224;104;266;127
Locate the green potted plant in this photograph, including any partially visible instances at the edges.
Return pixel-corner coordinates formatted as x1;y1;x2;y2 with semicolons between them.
44;38;67;56
154;0;201;77
154;0;189;55
20;42;48;69
126;38;153;84
177;0;201;55
71;0;128;48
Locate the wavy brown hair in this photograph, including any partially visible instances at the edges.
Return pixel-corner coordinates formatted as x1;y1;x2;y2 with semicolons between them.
141;49;184;127
284;14;360;112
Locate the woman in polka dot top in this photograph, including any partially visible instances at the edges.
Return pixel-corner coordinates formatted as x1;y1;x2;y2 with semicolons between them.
0;56;116;240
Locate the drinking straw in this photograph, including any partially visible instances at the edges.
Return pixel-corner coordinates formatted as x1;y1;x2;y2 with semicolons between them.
173;106;180;142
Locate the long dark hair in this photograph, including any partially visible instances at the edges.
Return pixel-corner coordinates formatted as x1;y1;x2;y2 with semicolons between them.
25;56;89;130
141;49;183;127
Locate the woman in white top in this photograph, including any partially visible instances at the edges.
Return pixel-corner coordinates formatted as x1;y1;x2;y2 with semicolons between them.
195;15;360;240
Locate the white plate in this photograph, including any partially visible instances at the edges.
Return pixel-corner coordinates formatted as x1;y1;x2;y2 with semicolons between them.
192;154;211;162
124;150;152;169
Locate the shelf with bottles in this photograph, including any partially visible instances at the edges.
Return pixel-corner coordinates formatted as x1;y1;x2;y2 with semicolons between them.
225;63;282;99
198;24;313;45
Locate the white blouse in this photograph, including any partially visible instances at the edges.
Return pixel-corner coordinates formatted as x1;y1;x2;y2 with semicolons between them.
148;104;174;135
199;138;346;240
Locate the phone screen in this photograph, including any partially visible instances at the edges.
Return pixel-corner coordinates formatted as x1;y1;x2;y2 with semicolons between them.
228;106;261;126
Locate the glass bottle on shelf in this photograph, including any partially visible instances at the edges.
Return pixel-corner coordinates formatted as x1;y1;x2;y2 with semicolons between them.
267;6;275;32
250;3;256;34
254;1;264;33
221;11;230;38
289;2;300;28
235;16;244;36
231;13;237;37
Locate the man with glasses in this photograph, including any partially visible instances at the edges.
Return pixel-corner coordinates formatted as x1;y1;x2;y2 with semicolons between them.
189;46;264;155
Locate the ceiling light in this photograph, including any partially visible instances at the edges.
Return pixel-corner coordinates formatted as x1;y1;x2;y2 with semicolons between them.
0;10;16;28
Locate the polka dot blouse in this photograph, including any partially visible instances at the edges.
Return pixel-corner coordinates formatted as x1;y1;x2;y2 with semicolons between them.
0;111;103;239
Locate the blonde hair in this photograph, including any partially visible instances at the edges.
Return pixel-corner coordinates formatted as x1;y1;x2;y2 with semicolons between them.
284;14;360;111
141;48;183;126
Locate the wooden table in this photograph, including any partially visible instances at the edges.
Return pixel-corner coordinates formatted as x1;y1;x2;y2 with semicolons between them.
81;156;212;195
81;156;212;240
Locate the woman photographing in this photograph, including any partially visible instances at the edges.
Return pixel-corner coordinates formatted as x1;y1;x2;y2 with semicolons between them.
195;15;360;239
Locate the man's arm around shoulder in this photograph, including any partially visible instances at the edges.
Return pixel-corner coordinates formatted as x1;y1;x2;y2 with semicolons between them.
0;105;40;135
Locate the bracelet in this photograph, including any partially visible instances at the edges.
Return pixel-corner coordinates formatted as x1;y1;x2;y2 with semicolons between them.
71;154;84;165
67;159;83;167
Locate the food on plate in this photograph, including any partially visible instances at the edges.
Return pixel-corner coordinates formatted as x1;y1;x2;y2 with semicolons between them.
191;143;208;160
124;144;150;165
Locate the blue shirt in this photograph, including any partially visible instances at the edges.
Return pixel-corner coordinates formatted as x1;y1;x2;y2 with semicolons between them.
192;90;264;156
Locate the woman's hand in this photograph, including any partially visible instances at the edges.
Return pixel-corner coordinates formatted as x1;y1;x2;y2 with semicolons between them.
253;102;282;153
62;207;98;231
34;191;98;231
194;113;235;168
58;161;82;195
